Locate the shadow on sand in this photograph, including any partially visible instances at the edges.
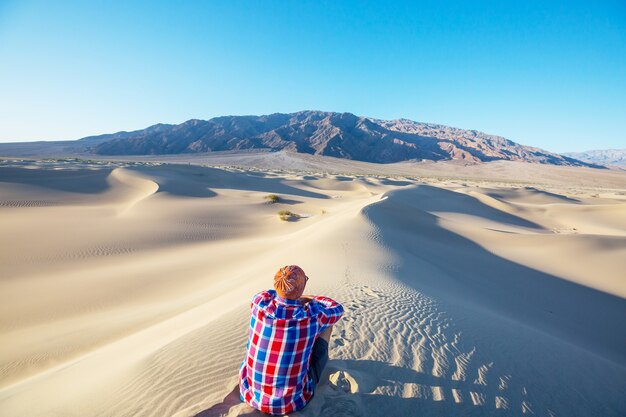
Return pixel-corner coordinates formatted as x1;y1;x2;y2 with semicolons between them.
0;165;114;193
129;164;330;199
192;359;526;417
363;185;626;363
0;163;331;200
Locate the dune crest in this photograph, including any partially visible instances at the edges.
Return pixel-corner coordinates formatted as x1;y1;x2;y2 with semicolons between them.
105;168;160;214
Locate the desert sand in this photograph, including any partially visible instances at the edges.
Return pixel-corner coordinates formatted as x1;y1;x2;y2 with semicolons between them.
0;153;625;416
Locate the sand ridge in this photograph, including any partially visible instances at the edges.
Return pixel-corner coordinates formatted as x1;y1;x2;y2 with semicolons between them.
0;159;625;416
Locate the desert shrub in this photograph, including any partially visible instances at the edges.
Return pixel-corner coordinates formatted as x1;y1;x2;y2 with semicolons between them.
265;194;280;204
278;210;300;221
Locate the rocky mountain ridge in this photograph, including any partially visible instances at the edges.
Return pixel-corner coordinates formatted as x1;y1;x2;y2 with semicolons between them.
10;111;599;167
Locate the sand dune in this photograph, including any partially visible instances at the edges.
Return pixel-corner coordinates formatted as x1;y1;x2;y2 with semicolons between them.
1;158;625;416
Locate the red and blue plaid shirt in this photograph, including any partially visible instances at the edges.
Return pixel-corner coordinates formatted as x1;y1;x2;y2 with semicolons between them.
239;289;344;415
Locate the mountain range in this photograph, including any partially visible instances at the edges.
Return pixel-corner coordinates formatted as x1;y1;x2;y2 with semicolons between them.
0;111;604;167
562;149;626;167
76;111;594;166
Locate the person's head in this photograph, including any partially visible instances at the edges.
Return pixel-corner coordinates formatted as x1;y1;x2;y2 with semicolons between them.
274;265;308;300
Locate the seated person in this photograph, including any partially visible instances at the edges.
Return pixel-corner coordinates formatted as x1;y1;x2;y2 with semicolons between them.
239;265;344;415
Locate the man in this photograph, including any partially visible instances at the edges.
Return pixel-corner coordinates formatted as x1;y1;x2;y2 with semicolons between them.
239;265;344;415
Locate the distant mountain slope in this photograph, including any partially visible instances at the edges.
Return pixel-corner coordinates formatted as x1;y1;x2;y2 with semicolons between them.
0;111;599;167
562;149;626;167
81;111;593;166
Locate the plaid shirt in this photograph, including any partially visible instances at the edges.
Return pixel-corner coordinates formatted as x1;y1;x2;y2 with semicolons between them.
239;289;344;415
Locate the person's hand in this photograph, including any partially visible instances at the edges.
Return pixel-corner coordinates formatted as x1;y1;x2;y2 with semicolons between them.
299;295;314;305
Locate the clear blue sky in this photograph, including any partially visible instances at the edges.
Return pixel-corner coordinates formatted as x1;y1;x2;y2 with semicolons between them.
1;1;624;152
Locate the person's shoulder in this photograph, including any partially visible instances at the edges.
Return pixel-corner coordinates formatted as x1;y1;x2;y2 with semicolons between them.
252;289;276;305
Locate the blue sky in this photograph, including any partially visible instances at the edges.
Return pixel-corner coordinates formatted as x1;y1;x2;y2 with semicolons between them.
0;1;624;152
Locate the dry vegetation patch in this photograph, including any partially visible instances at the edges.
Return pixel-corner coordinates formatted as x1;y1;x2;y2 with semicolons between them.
265;194;280;204
278;210;300;221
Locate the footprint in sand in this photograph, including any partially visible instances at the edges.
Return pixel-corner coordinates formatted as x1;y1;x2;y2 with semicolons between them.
361;286;380;298
334;338;346;347
329;371;359;394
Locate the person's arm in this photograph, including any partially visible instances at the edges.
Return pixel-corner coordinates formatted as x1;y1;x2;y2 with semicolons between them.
314;296;344;327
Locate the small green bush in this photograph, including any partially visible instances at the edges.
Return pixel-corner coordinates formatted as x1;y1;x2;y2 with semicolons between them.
278;210;300;221
265;194;280;204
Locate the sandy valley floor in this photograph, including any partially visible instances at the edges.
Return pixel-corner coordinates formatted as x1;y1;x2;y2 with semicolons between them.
0;155;625;416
